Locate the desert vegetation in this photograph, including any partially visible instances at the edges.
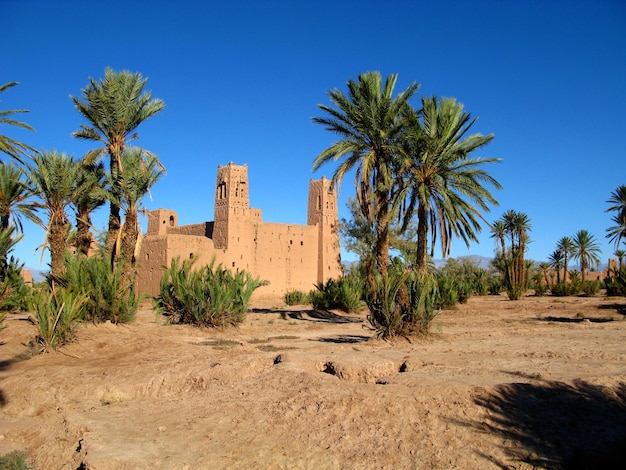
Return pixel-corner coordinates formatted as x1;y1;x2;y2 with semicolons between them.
0;68;625;468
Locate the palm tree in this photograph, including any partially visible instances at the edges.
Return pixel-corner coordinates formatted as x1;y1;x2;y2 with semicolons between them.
538;261;552;288
27;151;80;277
605;185;626;248
572;229;601;281
556;236;575;283
0;162;41;233
0;82;36;164
548;249;564;284
71;68;165;261
395;96;501;272
491;210;531;300
71;161;107;256
312;71;419;281
114;148;164;283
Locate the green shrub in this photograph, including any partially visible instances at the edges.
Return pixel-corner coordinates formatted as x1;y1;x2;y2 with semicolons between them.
284;290;310;305
310;275;364;313
551;281;578;296
435;274;458;309
605;276;626;296
581;280;601;296
33;285;88;352
0;260;33;312
155;257;267;328
58;254;139;324
0;451;32;469
366;264;438;339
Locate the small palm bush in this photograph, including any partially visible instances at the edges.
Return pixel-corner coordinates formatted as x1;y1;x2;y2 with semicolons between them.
310;274;364;313
33;285;88;352
434;274;458;309
551;281;578;296
367;263;439;339
581;279;601;296
284;290;310;305
155;257;267;327
58;254;139;323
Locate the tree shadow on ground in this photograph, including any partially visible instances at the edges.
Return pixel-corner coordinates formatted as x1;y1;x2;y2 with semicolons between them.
462;379;626;469
537;316;616;323
315;334;370;344
279;310;363;324
597;303;626;317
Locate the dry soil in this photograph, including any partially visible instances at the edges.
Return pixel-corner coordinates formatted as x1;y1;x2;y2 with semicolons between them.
1;294;625;469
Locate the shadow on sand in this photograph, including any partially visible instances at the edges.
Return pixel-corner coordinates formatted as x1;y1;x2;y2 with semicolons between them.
459;379;626;469
276;309;363;324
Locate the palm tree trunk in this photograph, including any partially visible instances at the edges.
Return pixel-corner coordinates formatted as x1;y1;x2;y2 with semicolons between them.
375;189;390;277
49;214;69;278
415;202;428;273
76;212;92;256
120;209;138;287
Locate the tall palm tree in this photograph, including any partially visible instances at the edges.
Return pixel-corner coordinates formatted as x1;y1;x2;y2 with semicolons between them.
548;249;564;284
71;68;165;261
71;161;107;256
572;229;601;281
556;236;575;283
27;151;79;277
114;148;164;283
491;210;531;299
312;71;419;280
395;96;501;272
0;82;36;164
605;185;626;248
0;162;41;233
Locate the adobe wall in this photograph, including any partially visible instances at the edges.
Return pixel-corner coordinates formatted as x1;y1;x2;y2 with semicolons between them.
136;163;342;301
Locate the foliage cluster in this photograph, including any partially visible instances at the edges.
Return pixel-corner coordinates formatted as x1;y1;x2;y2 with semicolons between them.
155;257;266;328
366;260;439;339
310;274;364;313
284;289;310;306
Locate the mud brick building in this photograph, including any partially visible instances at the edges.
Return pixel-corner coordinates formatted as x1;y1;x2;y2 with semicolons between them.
136;162;342;299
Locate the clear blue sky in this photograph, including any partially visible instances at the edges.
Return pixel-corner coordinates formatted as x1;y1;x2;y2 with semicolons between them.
3;0;626;271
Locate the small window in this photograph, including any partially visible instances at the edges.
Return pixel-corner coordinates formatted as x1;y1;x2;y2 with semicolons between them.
232;262;236;267
169;215;175;227
290;240;293;245
189;253;193;259
146;253;150;261
300;241;303;246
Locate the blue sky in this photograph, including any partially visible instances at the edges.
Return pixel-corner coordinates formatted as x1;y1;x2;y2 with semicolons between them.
2;0;626;271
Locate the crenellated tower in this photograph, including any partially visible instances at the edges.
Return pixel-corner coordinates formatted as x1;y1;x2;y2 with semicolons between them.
213;162;250;249
308;177;341;283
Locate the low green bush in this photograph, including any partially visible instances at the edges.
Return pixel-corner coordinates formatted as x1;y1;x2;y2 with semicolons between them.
581;280;601;296
155;257;267;328
33;285;88;352
310;275;364;313
284;290;310;306
551;281;578;296
0;451;32;470
366;264;438;339
58;254;139;324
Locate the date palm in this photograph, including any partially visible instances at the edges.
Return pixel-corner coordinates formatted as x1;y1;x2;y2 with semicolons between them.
615;249;626;274
556;236;575;283
606;185;626;249
0;162;41;233
395;96;501;272
491;210;531;299
72;161;107;256
0;82;36;164
548;249;564;284
113;148;164;284
572;229;601;281
71;68;165;261
313;71;418;280
27;151;80;277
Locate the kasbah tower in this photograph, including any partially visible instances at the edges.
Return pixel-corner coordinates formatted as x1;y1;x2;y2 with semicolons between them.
136;162;342;299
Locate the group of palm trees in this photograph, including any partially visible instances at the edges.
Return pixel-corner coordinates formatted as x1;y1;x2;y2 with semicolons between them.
0;69;165;285
313;71;501;286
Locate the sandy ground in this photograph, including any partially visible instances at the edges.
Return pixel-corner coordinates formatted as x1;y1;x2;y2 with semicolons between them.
1;293;625;469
